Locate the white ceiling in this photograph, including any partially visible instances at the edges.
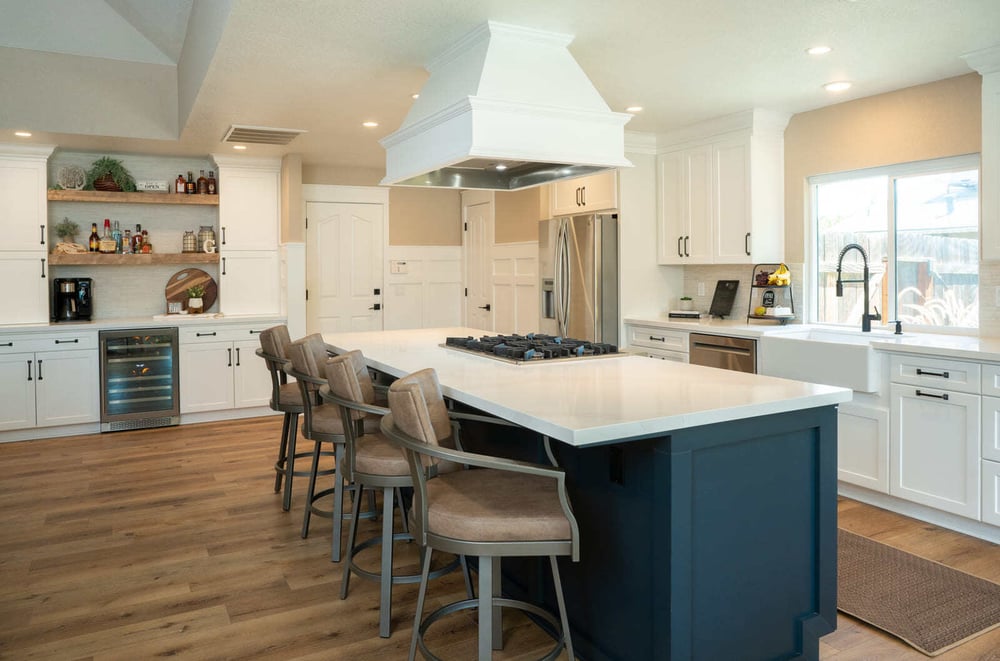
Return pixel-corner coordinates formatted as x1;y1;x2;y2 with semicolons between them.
2;0;999;170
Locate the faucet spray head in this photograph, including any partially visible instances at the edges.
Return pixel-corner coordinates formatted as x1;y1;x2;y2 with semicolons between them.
835;278;843;297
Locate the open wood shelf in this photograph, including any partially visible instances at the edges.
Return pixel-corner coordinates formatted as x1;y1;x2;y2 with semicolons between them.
47;189;219;206
48;253;219;266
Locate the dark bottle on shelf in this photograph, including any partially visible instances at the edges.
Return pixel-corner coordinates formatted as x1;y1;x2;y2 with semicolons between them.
207;170;217;195
88;222;99;252
185;171;195;194
132;224;143;253
196;170;208;195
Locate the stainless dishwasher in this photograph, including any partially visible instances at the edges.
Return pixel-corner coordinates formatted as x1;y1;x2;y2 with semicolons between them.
688;333;757;373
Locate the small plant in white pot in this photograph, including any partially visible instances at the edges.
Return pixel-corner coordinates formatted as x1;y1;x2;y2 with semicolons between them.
187;284;206;314
679;296;693;311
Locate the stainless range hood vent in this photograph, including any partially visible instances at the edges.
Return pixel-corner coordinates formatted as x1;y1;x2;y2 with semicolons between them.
381;22;632;191
223;124;306;145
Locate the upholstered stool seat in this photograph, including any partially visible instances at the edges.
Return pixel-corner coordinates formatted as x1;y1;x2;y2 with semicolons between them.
352;432;411;477
383;368;579;661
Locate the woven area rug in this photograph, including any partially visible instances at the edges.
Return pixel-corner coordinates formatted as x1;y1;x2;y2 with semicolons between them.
838;529;1000;656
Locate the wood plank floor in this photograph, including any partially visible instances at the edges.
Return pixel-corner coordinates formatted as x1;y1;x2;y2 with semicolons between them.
0;416;997;660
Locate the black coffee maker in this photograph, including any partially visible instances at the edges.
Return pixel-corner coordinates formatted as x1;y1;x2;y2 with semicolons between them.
52;278;93;322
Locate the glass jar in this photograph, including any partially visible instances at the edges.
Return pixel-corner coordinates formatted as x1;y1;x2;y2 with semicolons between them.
197;226;216;253
182;230;197;253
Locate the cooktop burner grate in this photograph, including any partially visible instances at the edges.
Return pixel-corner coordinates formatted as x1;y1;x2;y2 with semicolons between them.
443;333;619;363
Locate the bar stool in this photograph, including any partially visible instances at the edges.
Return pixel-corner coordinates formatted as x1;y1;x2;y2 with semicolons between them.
285;334;377;561
383;368;580;661
257;325;308;511
322;351;465;638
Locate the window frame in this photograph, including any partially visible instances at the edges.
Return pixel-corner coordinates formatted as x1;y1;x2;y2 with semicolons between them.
806;153;981;335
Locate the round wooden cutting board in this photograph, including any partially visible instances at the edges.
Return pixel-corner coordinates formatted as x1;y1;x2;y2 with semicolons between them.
165;268;218;313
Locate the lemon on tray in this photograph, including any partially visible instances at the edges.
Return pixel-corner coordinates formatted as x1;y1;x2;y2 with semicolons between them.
754;306;767;316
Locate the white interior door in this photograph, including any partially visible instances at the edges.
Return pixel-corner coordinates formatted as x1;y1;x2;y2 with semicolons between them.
462;191;493;331
306;201;384;334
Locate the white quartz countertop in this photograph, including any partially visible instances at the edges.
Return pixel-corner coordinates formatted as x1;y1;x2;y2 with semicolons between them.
624;316;790;339
869;333;1000;362
0;314;285;333
324;327;850;447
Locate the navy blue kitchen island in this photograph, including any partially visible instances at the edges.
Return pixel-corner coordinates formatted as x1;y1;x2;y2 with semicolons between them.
324;328;849;661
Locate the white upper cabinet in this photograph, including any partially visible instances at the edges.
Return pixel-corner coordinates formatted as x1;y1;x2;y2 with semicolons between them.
656;110;788;265
550;170;618;217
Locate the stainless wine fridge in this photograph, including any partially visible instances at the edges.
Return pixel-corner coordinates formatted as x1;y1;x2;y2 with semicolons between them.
99;328;180;432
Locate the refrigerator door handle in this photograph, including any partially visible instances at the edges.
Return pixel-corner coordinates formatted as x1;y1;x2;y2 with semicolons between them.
555;219;571;336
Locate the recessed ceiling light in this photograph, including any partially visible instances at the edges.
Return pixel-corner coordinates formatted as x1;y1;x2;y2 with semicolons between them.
495;164;508;171
806;46;832;56
233;145;247;150
411;93;420;100
362;121;379;128
823;81;852;92
14;131;32;137
625;106;643;113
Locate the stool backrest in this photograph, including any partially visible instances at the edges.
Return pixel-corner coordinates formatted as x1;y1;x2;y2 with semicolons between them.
325;350;376;415
258;325;293;406
287;334;329;392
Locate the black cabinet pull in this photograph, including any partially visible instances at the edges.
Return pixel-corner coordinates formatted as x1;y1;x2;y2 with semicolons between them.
0;342;12;347
37;359;43;380
40;224;46;245
40;258;46;278
227;347;232;367
27;360;32;381
221;227;226;245
649;336;665;342
54;338;79;344
581;186;586;206
249;329;262;335
683;236;690;257
916;368;949;378
745;232;751;256
196;331;217;337
221;257;226;275
916;389;949;400
235;347;241;366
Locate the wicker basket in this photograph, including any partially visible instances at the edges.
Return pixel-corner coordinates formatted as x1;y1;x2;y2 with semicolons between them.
93;174;121;192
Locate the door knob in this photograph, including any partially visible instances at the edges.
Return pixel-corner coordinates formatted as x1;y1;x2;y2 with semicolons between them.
478;303;492;311
368;303;381;311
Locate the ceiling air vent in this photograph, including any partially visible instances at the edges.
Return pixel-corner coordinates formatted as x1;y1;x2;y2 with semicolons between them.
222;124;306;145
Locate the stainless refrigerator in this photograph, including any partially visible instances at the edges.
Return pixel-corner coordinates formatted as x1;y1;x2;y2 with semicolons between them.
539;214;619;345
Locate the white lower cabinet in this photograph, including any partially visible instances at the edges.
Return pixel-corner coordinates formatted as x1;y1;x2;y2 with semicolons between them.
890;382;981;518
624;324;689;363
179;326;271;414
983;460;1000;526
636;347;688;363
0;332;99;431
838;402;889;493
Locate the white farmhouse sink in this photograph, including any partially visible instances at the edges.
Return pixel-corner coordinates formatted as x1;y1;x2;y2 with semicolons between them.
759;328;888;393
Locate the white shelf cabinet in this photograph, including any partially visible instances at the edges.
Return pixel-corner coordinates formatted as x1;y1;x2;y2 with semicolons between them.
178;325;271;414
0;331;99;431
837;402;889;493
549;170;617;217
889;353;982;519
213;155;281;316
656;110;787;265
0;144;55;325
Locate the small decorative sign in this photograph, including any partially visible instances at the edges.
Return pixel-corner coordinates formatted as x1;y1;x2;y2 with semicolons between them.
762;290;776;307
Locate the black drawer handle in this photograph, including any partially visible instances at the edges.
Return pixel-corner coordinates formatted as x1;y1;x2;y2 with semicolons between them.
27;360;32;381
196;331;217;337
916;368;949;378
227;347;232;367
54;339;79;344
249;329;262;335
916;389;949;400
37;359;43;380
649;336;666;342
1;342;12;347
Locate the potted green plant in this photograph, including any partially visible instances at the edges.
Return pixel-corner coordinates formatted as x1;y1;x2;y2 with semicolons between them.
187;284;206;314
679;296;693;311
54;217;80;244
84;156;137;192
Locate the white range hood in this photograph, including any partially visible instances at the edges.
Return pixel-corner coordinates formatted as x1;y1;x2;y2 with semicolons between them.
380;22;633;191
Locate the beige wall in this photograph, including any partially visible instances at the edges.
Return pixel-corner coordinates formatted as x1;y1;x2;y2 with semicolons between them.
302;165;461;246
495;187;543;243
784;73;982;263
280;153;303;243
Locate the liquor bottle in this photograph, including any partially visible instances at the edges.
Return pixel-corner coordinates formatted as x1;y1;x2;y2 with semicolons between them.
122;229;133;254
175;174;186;194
141;228;150;253
88;222;99;252
207;170;217;195
185;171;195;194
196;170;208;195
132;224;143;253
112;220;122;254
99;219;116;253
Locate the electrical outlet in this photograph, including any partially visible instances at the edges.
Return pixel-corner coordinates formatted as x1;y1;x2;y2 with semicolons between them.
697;282;705;296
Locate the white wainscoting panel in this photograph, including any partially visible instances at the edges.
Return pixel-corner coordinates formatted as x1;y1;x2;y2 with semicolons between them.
492;242;538;335
384;246;462;330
